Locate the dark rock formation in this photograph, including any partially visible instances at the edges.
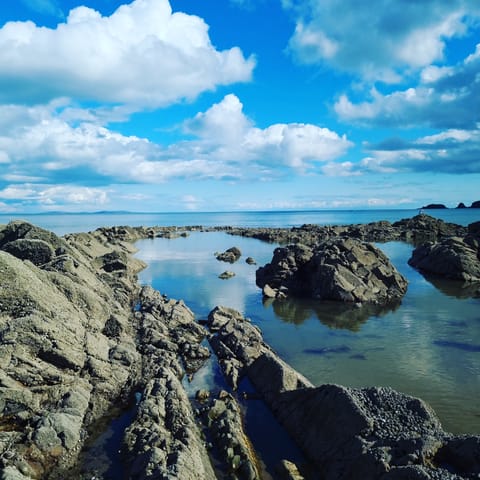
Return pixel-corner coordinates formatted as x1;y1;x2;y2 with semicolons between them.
422;203;447;209
457;202;467;209
212;214;465;247
208;306;480;480
392;214;466;244
219;270;235;279
471;201;480;208
216;246;242;263
256;238;408;304
408;222;480;284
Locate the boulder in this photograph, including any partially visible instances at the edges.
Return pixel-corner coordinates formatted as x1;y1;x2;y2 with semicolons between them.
471;200;480;208
409;225;480;283
256;238;408;304
216;246;242;263
2;239;54;266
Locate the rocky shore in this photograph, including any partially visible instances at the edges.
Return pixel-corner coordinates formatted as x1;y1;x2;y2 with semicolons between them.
0;215;479;479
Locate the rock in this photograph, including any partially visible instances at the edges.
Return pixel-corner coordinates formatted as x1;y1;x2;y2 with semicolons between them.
422;203;447;209
2;239;54;266
409;226;480;283
457;202;467;209
123;372;216;480
208;307;480;480
216;246;242;263
245;257;257;265
262;284;277;298
275;459;305;480
392;214;466;244
256;238;408;304
471;200;480;208
219;270;235;279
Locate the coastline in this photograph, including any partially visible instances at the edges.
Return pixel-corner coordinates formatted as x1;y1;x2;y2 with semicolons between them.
0;217;479;479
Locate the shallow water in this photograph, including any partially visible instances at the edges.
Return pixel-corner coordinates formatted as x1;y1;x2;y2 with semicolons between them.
136;232;480;435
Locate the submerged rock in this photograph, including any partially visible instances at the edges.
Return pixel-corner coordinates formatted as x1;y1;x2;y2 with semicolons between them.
256;238;408;304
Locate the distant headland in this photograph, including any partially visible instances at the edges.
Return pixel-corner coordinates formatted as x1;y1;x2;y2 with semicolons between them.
422;200;480;209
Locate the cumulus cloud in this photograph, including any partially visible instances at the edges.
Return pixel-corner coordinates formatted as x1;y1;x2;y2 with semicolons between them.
184;94;353;169
284;0;480;82
334;44;480;129
0;0;255;107
0;95;353;194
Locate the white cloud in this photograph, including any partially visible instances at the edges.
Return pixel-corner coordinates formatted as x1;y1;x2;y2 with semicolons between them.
185;94;353;169
0;95;353;188
334;44;480;130
0;0;255;107
284;0;480;82
361;128;480;174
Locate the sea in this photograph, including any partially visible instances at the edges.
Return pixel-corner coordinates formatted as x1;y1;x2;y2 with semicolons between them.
2;209;479;477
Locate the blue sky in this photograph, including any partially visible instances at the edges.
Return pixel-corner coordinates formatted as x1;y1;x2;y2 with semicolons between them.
0;0;479;212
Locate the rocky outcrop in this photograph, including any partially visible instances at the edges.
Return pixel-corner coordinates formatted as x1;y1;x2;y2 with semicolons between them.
208;306;480;480
392;214;466;244
0;222;214;479
216;247;242;263
256;238;408;304
408;221;480;284
471;201;480;208
212;214;465;246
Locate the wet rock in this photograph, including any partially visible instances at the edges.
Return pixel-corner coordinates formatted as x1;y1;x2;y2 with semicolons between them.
219;271;235;279
123;372;216;480
197;392;261;480
275;459;305;480
256;238;408;304
216;247;242;263
245;257;257;265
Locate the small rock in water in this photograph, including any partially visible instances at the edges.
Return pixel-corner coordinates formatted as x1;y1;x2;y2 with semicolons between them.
219;271;235;279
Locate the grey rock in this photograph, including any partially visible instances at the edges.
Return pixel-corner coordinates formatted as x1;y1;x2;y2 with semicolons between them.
216;246;242;263
219;270;235;279
257;238;408;304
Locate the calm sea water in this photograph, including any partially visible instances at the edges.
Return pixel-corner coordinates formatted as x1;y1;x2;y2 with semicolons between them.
3;209;480;473
1;207;479;235
133;212;480;437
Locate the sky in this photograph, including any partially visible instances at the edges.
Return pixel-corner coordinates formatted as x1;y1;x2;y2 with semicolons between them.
0;0;479;213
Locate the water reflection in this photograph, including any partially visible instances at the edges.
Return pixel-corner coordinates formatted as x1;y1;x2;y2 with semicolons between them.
268;297;402;331
421;273;480;299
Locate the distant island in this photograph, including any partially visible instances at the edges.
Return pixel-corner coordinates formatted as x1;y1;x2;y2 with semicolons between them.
422;201;480;209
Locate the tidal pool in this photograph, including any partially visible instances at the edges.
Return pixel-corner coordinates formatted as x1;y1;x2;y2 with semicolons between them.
136;232;480;435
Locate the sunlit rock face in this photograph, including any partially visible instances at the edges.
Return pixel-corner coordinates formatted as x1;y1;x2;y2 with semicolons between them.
256;237;408;304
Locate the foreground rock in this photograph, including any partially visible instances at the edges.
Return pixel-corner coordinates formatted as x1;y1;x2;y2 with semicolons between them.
256;238;408;304
0;222;214;479
208;306;480;480
409;221;480;285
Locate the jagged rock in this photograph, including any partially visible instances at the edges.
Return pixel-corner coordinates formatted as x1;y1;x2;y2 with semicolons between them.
196;392;261;479
409;223;480;283
275;459;305;480
216;246;242;263
256;238;408;304
123;372;216;480
208;307;480;480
